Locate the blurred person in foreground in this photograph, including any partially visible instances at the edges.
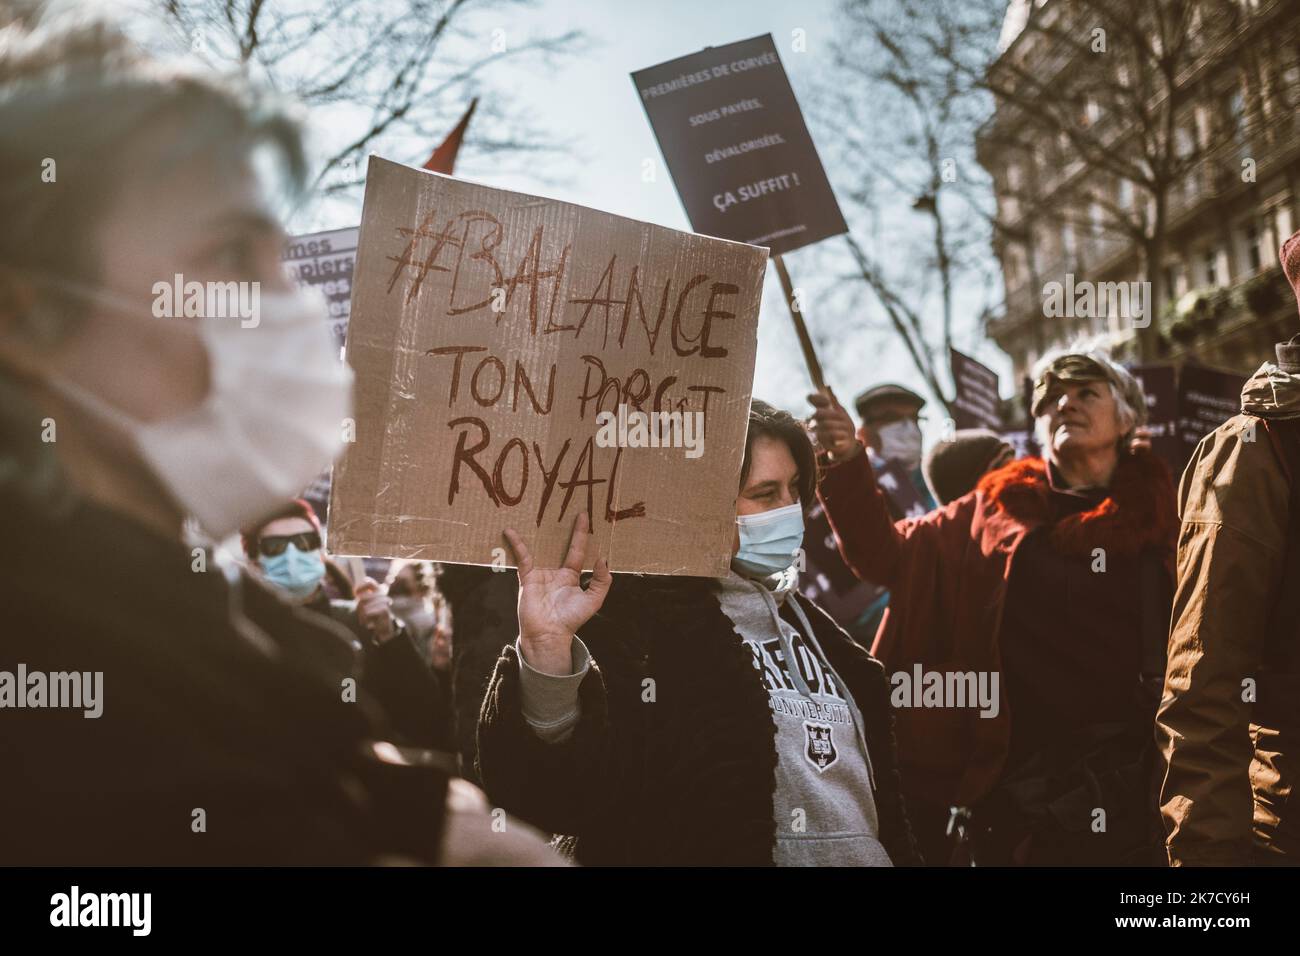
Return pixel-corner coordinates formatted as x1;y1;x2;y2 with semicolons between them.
476;401;920;866
0;11;558;865
243;500;451;750
810;349;1178;865
1158;231;1300;866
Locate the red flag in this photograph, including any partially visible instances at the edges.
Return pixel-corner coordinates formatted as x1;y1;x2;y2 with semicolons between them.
422;98;478;174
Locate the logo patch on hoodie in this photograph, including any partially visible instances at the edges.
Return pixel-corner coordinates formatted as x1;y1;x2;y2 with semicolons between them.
804;720;838;772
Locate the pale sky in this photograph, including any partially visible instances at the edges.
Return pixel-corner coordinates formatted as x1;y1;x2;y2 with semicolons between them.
123;0;1012;427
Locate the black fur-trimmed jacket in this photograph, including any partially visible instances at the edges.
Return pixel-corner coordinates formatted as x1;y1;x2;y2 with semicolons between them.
476;574;921;866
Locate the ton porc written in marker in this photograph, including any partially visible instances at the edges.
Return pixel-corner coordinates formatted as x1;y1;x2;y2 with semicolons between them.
328;157;767;577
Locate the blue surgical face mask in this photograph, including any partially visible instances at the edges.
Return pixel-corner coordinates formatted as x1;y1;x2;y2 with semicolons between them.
259;543;326;598
733;501;805;578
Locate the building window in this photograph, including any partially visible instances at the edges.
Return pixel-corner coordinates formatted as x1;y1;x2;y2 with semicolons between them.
1203;246;1221;287
1281;64;1300;109
1224;87;1247;155
1242;220;1261;274
1118;179;1133;209
1193;103;1211;149
1229;89;1245;128
1277;205;1294;245
1004;244;1023;289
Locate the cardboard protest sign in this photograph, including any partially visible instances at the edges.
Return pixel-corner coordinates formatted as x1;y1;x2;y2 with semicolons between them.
950;348;1002;431
632;34;847;256
328;157;767;576
284;227;358;349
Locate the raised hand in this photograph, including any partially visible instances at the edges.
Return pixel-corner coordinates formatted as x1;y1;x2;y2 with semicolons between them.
505;513;612;676
808;388;863;463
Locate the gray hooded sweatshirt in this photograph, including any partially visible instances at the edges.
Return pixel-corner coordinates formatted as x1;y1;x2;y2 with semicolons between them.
516;567;892;866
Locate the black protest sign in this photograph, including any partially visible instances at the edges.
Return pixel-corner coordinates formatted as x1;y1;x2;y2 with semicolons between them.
632;34;847;256
1177;364;1244;457
798;500;885;627
875;459;929;519
950;348;1002;430
1130;364;1182;475
1130;363;1243;477
1001;429;1037;462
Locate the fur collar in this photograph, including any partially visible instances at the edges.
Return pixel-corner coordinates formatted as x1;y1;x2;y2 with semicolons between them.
976;450;1177;557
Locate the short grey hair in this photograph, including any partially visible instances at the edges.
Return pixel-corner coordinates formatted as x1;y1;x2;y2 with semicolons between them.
1031;344;1143;451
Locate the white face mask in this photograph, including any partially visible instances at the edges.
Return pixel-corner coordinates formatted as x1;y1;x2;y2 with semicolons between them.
877;419;923;471
44;287;353;538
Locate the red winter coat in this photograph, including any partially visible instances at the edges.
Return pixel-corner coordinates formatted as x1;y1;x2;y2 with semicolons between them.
817;449;1178;850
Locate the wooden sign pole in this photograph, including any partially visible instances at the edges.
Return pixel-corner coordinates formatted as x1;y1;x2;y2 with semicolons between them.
772;255;826;392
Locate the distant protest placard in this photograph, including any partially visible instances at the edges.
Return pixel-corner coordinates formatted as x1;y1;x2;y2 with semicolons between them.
1130;363;1182;473
1177;364;1244;456
798;500;886;627
950;348;1002;431
632;34;847;256
328;157;767;576
1131;363;1243;476
284;226;358;349
283;227;360;521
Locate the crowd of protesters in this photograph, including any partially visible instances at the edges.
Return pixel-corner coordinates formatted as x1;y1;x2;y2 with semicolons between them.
2;10;1298;868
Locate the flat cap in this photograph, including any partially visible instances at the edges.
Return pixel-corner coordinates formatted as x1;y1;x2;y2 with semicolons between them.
854;383;926;420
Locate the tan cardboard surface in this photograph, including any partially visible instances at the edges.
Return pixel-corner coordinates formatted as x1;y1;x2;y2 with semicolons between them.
329;157;766;575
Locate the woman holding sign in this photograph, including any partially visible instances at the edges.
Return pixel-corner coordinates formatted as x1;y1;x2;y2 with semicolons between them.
477;400;920;866
809;350;1178;867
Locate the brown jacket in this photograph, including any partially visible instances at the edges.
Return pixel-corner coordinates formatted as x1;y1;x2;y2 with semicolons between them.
1157;354;1300;865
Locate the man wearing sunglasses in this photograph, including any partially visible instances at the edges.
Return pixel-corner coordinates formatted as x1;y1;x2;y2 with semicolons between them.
242;500;449;750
